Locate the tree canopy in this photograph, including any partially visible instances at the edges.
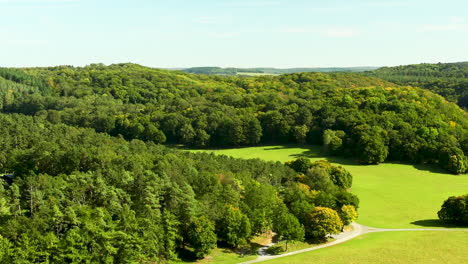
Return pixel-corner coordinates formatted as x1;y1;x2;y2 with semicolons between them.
1;63;466;173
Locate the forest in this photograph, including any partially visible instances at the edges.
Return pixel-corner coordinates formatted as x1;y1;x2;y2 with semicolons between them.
365;62;468;109
0;63;466;174
0;62;467;262
0;113;357;263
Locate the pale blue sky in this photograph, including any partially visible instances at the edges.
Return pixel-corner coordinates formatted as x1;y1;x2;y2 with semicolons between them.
1;0;467;68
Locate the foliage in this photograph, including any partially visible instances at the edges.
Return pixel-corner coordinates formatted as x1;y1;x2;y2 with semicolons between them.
289;159;354;191
438;147;468;175
305;207;343;239
187;216;217;259
285;157;312;174
437;194;468;225
195;145;468;228
339;205;358;225
0;113;319;262
0;64;465;173
273;207;305;250
365;61;468;109
265;245;286;255
323;129;345;155
218;206;252;248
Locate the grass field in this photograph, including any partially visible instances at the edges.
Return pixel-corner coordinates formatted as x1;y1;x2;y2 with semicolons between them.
190;145;468;228
171;247;256;264
263;231;468;264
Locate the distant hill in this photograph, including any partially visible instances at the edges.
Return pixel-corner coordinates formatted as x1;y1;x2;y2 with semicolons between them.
364;62;468;109
1;62;467;174
181;66;380;75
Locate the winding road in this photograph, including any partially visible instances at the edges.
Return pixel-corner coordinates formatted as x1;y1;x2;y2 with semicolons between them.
239;223;468;264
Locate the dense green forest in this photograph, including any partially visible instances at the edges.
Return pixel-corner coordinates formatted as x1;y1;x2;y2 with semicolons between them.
183;66;379;75
365;62;468;109
0;62;467;262
0;113;357;263
0;63;467;174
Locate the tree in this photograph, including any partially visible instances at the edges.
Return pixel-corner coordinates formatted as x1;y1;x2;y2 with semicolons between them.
339;205;358;226
304;167;336;193
218;206;251;248
329;166;353;189
241;182;277;234
143;124;166;144
323;129;345;155
438;147;468;174
243;116;262;145
187;216;217;259
355;126;389;164
305;207;343;239
437;194;468;225
293;125;309;144
0;235;13;263
285;157;312;174
273;210;304;250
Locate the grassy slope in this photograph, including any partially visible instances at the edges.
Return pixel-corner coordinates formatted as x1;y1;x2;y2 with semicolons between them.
171;248;256;264
190;145;468;229
264;231;468;264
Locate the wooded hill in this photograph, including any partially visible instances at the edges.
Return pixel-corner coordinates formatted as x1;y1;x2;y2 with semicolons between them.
0;62;467;262
0;63;467;174
0;112;359;262
364;61;468;109
182;66;379;75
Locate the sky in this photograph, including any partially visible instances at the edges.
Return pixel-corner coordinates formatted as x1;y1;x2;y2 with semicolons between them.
1;0;467;68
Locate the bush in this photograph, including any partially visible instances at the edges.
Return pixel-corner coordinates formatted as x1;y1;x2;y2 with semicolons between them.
339;205;358;225
265;245;285;255
437;194;468;225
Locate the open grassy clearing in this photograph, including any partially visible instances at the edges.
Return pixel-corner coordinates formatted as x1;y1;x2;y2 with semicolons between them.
262;231;468;264
171;247;256;264
189;145;468;229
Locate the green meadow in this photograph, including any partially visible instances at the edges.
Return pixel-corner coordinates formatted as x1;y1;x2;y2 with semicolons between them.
190;145;468;229
171;248;256;264
263;231;468;264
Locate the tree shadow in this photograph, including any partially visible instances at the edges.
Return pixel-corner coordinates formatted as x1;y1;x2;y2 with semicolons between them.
411;163;454;175
261;144;310;151
410;219;468;228
176;143;461;176
248;242;263;253
176;247;198;262
289;150;361;166
262;146;289;151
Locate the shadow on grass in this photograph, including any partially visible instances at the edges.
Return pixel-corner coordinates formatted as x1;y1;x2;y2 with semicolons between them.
248;242;263;253
410;219;468;228
411;163;453;175
289;149;361;166
176;247;198;263
174;144;458;175
177;243;257;263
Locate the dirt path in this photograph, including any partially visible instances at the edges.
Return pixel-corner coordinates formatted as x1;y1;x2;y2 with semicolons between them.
239;223;468;264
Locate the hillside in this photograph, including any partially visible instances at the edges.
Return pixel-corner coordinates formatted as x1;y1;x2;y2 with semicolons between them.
0;63;467;174
364;62;468;109
2;112;354;263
